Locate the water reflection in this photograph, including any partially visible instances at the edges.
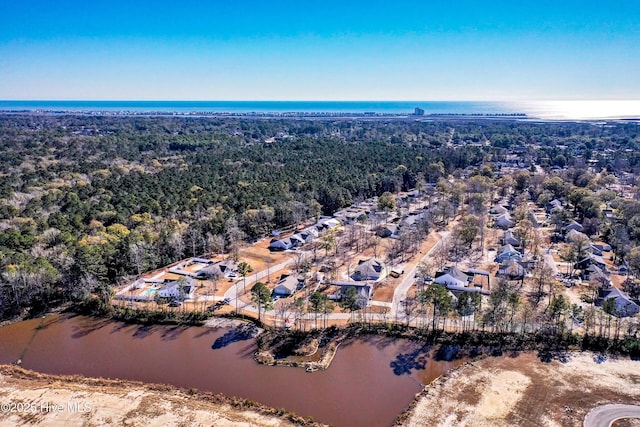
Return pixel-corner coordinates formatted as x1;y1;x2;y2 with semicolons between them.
0;315;464;427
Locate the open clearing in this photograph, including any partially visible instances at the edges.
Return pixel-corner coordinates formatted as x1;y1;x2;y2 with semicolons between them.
399;352;640;427
0;366;314;427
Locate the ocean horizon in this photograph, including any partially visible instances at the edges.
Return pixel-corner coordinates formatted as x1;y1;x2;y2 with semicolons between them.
1;100;639;120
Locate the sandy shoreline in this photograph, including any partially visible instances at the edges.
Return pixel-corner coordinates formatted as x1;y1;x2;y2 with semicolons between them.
0;365;321;427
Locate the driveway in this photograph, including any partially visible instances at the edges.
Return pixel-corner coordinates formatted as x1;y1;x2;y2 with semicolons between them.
583;404;640;427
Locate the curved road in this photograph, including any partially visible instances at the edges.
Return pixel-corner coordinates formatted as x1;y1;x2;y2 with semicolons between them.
584;404;640;427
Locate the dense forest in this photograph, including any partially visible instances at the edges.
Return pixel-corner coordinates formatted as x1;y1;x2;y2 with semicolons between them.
1;114;640;321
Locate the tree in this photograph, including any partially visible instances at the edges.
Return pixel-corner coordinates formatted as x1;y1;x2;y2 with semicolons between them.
420;284;452;331
455;215;480;248
309;291;333;329
225;217;246;261
514;170;530;192
320;230;336;258
377;191;396;220
340;287;361;320
237;261;253;293
251;282;273;323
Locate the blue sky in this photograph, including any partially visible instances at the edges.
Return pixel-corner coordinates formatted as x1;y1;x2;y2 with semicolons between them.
1;1;639;100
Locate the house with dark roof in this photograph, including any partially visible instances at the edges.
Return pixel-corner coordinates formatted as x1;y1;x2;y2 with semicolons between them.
377;224;399;238
563;220;584;234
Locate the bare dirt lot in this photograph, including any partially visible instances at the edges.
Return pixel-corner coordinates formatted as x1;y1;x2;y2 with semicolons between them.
0;366;317;427
399;352;640;427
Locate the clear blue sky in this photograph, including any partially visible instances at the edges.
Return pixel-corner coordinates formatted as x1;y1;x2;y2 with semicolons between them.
1;0;639;100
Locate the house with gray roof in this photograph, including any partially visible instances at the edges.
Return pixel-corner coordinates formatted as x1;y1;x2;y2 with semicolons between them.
502;231;521;247
434;266;471;288
352;258;386;281
273;275;304;296
596;286;640;317
498;259;526;280
494;214;515;230
494;244;522;263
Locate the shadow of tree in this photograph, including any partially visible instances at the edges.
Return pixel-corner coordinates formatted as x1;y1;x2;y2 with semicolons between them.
70;317;113;339
160;326;188;341
132;324;156;339
389;344;432;376
212;325;257;350
193;328;217;339
537;345;570;363
434;345;461;362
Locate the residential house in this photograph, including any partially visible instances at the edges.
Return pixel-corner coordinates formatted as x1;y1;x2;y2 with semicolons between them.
576;254;608;272
158;278;196;301
489;204;508;216
377;224;399;238
498;259;526;280
583;264;610;285
564;220;584;234
290;234;305;247
269;238;293;251
340;284;373;309
501;231;521;247
494;244;523;263
352;258;386;281
197;260;237;279
494;214;515;230
299;227;319;242
546;199;563;213
595;286;640;317
273;275;304;296
434;266;471;288
316;217;341;231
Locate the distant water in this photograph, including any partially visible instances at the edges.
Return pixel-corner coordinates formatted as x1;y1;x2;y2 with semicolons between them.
1;100;639;120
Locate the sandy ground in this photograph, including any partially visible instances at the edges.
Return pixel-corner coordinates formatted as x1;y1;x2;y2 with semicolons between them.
0;366;315;427
399;352;640;427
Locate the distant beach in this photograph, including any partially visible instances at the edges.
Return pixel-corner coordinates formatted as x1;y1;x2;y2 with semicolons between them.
0;100;639;120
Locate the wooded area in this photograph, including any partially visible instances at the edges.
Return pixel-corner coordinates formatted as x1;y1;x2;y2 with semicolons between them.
1;115;639;322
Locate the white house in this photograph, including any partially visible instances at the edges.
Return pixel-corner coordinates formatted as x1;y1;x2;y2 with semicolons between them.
158;278;196;301
434;266;471;288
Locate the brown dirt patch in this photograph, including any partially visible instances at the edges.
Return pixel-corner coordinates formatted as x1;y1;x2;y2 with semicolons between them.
399;352;640;427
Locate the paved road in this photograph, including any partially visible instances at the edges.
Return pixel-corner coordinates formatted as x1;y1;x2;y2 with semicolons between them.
584;404;640;427
390;230;451;321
